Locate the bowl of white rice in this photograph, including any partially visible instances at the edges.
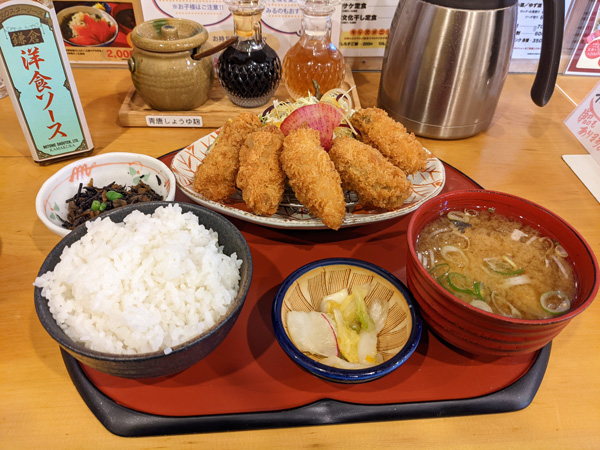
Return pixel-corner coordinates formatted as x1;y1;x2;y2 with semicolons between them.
34;201;252;378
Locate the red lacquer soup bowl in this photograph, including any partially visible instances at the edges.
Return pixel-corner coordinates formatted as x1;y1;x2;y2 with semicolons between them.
406;190;599;356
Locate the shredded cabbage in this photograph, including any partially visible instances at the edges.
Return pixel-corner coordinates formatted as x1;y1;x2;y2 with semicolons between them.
259;86;357;135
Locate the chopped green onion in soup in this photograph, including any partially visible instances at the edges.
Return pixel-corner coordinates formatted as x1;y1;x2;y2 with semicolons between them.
540;291;571;315
416;209;576;319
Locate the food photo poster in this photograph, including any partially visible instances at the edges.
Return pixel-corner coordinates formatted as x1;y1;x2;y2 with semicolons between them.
53;1;136;65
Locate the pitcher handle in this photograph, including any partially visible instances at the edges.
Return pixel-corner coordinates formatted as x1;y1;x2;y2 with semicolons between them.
530;0;564;107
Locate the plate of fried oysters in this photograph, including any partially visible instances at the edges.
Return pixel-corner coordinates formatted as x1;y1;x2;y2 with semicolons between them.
170;107;446;230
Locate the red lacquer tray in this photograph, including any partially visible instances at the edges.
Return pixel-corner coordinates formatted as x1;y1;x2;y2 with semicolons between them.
60;153;550;437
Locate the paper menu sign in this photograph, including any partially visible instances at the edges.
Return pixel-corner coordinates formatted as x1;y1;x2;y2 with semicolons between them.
338;0;396;57
563;79;600;204
564;79;600;166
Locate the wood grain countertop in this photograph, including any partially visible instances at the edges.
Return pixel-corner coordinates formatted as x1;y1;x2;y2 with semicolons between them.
1;68;599;449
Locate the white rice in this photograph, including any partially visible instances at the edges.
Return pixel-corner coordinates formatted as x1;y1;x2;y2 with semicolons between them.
34;204;243;355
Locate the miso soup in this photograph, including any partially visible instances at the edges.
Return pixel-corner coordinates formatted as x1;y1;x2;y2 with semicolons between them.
415;209;576;319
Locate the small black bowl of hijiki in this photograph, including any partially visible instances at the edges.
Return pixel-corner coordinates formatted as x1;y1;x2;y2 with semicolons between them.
36;152;176;237
33;202;252;378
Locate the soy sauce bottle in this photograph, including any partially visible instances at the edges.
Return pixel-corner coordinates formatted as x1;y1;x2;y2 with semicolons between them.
217;0;281;108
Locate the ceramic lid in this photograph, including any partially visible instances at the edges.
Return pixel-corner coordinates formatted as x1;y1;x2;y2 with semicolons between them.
130;18;208;52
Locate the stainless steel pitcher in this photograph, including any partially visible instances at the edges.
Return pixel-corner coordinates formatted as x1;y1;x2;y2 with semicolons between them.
378;0;564;139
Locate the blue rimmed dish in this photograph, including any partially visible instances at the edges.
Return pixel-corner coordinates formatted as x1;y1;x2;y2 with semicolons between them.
272;258;422;383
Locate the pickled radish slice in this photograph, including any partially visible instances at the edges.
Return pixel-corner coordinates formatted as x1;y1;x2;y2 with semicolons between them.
280;103;343;150
286;311;339;357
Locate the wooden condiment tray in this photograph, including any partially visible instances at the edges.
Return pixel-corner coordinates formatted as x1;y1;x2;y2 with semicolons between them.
118;64;361;128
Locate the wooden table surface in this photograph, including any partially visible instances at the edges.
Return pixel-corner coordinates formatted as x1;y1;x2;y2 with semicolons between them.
1;68;599;449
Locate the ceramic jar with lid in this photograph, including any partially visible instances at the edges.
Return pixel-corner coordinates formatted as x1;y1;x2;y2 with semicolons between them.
128;18;214;111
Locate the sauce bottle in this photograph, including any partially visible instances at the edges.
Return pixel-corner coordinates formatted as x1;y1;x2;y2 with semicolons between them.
217;0;281;108
282;0;345;100
0;0;93;163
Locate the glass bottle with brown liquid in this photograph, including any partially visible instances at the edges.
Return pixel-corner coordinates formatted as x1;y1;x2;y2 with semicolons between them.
217;0;281;108
282;0;345;100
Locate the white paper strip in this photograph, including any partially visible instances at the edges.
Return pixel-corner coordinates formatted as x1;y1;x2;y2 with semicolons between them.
562;154;600;204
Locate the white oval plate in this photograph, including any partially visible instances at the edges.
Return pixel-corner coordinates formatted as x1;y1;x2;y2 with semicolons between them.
170;131;446;229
